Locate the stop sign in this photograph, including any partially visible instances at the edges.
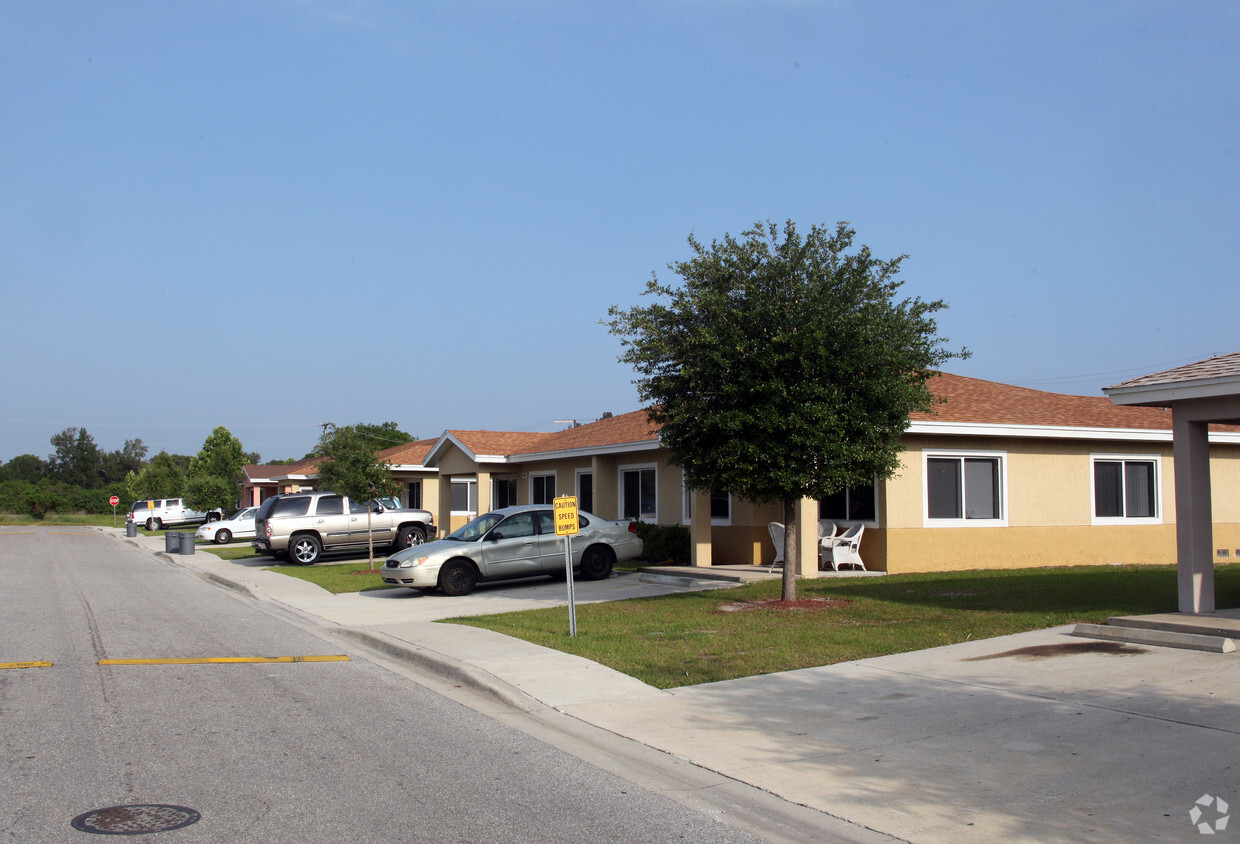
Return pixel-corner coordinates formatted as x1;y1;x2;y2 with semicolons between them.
109;495;120;507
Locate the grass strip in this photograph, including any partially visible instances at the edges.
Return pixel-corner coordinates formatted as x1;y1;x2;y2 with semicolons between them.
269;562;400;593
444;564;1240;689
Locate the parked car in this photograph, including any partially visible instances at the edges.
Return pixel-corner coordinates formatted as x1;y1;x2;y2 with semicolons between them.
195;507;258;544
125;498;209;531
381;504;643;596
252;491;436;564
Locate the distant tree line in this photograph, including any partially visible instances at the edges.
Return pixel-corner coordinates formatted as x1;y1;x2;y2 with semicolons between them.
0;421;416;518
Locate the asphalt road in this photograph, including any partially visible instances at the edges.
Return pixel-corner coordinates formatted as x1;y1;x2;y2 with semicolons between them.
0;527;764;843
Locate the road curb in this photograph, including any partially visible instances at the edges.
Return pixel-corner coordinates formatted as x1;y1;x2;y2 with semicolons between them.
333;627;544;712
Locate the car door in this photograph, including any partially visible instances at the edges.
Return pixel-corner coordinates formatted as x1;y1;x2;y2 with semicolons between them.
478;512;542;579
314;495;350;547
534;509;567;573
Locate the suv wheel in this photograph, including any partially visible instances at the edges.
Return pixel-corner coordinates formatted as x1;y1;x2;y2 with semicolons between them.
394;526;426;550
289;534;322;565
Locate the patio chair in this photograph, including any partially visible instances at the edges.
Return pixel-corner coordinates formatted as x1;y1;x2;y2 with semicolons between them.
817;521;839;570
827;524;866;571
767;522;784;571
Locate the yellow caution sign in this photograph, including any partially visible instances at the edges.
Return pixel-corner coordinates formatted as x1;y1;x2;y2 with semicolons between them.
553;496;580;536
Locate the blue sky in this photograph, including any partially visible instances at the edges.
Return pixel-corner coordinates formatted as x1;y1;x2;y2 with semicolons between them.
3;1;1237;463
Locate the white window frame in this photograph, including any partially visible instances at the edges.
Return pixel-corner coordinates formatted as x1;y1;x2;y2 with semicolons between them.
491;477;517;510
681;482;732;526
450;478;478;518
529;472;557;505
618;463;658;522
575;469;594;513
1090;454;1162;526
922;449;1009;528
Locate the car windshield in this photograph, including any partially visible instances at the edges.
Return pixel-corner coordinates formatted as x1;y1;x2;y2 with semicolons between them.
446;512;504;542
371;497;402;511
228;508;252;520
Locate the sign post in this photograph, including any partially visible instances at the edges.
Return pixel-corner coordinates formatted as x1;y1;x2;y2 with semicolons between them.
553;495;580;636
109;495;120;527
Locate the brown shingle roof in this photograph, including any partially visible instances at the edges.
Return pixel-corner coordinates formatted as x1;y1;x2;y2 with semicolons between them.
517;409;661;454
379;438;437;466
911;372;1174;430
1106;352;1240;390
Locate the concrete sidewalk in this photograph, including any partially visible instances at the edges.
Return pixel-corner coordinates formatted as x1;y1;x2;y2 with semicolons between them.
107;528;1240;843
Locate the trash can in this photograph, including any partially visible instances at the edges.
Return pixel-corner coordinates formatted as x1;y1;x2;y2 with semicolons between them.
179;532;195;555
125;522;137;538
164;531;181;554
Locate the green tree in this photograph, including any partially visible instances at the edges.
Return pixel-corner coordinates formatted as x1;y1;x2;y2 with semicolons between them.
184;474;239;515
130;451;185;500
49;427;103;488
608;220;967;599
2;454;49;483
101;439;148;485
315;424;399;567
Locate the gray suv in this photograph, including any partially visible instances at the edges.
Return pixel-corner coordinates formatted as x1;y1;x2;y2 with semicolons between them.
253;491;436;564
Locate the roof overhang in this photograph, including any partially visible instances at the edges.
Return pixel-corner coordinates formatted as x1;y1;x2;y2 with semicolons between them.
907;419;1240;445
1104;374;1240;407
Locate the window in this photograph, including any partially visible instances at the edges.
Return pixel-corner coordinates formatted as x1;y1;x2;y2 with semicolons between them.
924;451;1006;526
450;479;478;515
493;478;518;509
621;466;657;521
270;497;310;518
406;481;422;510
819;481;877;524
576;471;593;513
1092;456;1160;524
316;495;345;516
530;473;556;505
681;486;731;526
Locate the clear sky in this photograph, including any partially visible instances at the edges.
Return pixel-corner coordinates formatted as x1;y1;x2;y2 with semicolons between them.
3;1;1237;464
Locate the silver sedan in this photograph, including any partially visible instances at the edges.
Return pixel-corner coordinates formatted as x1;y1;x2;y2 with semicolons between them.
381;504;643;596
195;507;258;544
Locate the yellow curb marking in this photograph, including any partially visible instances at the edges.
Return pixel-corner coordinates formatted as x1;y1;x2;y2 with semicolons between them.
99;655;350;665
0;661;53;670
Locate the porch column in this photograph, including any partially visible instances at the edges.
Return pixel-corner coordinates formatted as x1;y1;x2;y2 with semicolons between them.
592;456;618;518
690;489;712;567
437;474;454;538
795;496;820;578
1174;415;1214;613
476;469;491;513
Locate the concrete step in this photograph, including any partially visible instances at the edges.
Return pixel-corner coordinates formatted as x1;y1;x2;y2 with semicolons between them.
1071;623;1236;654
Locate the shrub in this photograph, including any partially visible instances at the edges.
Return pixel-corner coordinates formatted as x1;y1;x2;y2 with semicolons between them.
635;521;690;565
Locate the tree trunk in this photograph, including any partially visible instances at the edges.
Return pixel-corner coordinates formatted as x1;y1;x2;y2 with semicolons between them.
367;507;375;570
781;497;797;601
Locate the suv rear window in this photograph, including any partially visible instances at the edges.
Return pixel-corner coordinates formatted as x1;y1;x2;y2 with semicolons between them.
270;497;311;518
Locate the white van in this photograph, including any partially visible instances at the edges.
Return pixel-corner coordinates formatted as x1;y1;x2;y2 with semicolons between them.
125;498;209;531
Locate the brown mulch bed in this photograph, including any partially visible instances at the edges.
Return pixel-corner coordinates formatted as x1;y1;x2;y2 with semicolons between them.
718;598;849;612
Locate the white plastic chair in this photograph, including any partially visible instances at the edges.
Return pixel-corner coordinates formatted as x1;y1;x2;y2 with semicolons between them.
767;522;784;571
817;521;839;570
827;524;866;571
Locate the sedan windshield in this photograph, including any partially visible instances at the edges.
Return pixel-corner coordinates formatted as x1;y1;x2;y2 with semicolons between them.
446;512;504;542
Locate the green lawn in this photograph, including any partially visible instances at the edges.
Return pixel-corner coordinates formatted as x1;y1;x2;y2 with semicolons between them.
443;564;1240;689
268;561;398;593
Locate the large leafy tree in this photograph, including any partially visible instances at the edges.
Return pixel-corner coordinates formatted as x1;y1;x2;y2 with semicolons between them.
315;424;400;567
184;427;248;513
49;427;103;488
608;220;966;599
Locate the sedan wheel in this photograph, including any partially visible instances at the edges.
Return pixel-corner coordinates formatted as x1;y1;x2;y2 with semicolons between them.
214;528;232;544
438;560;478;596
577;546;614;580
289;534;322;565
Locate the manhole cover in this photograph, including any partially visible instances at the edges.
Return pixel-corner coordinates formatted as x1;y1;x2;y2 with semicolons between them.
71;804;200;835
